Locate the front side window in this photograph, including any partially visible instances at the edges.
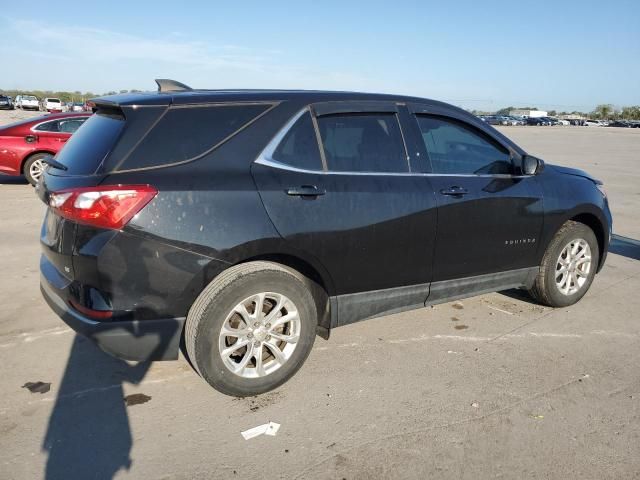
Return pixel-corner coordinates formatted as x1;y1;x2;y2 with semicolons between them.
416;116;512;175
271;111;322;170
316;113;408;173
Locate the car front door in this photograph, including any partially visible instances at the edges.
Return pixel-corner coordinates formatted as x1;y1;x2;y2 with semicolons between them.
251;102;438;325
406;104;544;300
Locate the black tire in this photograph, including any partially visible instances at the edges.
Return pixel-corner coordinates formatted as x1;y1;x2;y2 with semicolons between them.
185;261;317;396
23;153;49;186
529;221;599;307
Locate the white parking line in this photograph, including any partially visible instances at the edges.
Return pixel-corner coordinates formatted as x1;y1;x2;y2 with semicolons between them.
486;305;515;315
316;329;639;351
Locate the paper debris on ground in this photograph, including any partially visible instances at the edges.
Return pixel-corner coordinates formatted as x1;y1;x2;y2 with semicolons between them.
241;422;281;440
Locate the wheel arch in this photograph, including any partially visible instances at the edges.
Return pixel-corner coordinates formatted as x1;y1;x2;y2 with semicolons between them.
235;253;334;333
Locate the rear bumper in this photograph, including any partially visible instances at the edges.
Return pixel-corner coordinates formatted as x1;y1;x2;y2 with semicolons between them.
41;274;184;361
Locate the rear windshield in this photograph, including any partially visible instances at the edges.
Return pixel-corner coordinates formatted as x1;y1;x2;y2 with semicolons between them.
48;99;61;103
54;113;124;175
24;96;37;100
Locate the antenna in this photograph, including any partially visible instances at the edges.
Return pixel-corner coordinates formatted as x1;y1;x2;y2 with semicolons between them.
154;79;193;93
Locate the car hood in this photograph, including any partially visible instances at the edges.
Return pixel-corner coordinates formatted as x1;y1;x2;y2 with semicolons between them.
548;164;602;184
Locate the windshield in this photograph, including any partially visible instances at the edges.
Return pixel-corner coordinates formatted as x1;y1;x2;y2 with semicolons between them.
48;99;61;103
24;96;37;101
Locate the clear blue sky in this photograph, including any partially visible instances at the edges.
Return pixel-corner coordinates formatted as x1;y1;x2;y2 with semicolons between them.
1;0;638;111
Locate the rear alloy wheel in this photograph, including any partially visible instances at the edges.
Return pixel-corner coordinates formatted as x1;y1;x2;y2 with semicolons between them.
529;221;599;307
185;261;317;396
23;153;49;186
218;292;301;379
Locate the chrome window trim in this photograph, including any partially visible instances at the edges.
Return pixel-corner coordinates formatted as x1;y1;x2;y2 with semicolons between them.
255;154;527;179
30;115;90;134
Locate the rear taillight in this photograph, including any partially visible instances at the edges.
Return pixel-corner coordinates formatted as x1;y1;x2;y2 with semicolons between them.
69;299;113;319
49;185;157;230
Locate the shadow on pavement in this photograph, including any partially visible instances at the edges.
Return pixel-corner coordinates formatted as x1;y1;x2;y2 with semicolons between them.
42;335;155;480
609;234;640;261
0;174;28;185
498;287;537;304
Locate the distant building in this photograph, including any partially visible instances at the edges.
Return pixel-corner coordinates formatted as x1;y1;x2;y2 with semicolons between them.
509;109;547;118
559;114;586;120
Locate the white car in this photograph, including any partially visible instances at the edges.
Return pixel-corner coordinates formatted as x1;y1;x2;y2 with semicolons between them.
555;119;570;126
584;120;604;127
15;95;40;110
41;97;63;112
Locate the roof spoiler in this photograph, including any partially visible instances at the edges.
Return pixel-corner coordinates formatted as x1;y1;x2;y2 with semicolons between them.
155;79;192;93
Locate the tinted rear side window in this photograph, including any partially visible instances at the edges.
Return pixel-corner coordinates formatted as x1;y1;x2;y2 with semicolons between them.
316;113;408;172
272;112;322;171
55;113;124;175
121;104;271;170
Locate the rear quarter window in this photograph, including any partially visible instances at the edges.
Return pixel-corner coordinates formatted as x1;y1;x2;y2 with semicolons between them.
118;103;272;171
34;120;60;132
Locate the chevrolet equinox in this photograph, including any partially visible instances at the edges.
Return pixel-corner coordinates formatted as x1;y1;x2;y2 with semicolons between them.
39;79;612;396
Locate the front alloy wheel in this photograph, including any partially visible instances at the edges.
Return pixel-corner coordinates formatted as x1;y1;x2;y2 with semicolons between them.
555;239;592;295
528;220;599;308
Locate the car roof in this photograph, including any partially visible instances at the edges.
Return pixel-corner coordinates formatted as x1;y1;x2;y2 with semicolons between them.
92;89;458;111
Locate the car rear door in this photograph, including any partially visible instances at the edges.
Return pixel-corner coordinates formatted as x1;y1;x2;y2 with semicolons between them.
406;104;544;296
251;102;438;324
32;119;67;151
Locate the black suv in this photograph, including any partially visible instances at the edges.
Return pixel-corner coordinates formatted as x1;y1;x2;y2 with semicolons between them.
39;79;612;396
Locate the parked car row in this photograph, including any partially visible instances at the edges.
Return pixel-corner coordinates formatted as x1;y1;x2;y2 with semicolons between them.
605;120;640;128
477;114;640;127
478;115;526;126
11;94;92;113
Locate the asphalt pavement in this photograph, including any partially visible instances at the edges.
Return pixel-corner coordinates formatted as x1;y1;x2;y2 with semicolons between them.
0;122;638;479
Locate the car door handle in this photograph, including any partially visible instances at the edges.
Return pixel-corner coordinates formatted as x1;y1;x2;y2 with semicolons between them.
286;185;326;197
440;186;469;196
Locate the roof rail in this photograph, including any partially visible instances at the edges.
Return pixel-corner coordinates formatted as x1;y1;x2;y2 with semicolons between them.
154;79;192;93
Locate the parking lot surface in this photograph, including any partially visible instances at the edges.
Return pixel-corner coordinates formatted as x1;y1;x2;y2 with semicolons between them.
0;117;639;479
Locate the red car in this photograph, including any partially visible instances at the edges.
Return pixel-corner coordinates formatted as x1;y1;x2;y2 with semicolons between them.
0;112;91;185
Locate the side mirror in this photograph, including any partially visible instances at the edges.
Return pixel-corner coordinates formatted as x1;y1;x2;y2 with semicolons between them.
522;155;544;175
